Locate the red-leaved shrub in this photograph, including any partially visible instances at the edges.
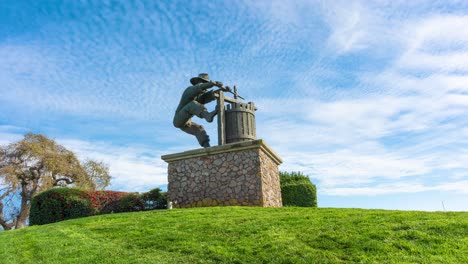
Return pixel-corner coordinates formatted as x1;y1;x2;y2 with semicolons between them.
89;190;128;211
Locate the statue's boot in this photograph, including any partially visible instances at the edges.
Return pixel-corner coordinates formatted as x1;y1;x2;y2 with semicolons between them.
180;121;211;148
201;138;210;148
199;108;218;123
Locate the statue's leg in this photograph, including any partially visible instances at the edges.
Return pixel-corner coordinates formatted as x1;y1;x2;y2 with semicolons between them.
180;121;210;148
173;101;205;128
182;100;218;121
185;101;206;117
173;101;216;127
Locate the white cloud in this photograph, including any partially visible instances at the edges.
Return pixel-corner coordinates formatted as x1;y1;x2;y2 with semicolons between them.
321;1;377;54
245;0;385;55
254;12;468;196
0;126;26;145
397;51;468;72
244;0;313;26
276;149;431;187
59;139;168;192
323;180;468;196
396;15;468;72
405;15;468;52
0;39;186;122
258;92;467;191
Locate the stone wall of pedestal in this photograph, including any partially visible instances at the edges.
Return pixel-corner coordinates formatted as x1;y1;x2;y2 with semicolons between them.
161;140;282;208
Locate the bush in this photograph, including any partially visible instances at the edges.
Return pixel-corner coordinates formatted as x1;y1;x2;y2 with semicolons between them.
89;190;128;211
280;172;317;207
31;187;168;225
30;188;95;225
101;189;167;213
141;188;167;210
113;194;145;213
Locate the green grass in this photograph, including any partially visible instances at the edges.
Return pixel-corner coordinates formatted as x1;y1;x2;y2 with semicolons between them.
1;207;467;263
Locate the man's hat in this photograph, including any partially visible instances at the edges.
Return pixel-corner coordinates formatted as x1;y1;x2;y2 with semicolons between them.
190;73;210;85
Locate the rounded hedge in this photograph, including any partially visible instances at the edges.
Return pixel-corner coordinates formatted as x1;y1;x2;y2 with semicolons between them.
280;172;317;207
30;188;95;225
281;183;317;207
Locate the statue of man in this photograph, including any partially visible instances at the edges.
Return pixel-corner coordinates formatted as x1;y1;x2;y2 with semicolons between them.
173;73;222;148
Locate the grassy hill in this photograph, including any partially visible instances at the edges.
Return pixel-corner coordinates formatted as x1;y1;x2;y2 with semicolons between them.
1;207;467;263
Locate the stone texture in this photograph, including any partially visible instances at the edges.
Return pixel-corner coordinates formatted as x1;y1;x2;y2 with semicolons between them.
162;140;282;208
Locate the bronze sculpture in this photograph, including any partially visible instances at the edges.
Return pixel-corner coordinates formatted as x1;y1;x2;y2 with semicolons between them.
173;73;222;148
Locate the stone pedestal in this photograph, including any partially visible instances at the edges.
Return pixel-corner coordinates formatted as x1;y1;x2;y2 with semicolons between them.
161;139;282;208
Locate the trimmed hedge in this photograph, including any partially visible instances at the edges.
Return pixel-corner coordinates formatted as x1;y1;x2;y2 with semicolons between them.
89;190;129;211
29;188;95;225
101;188;166;214
280;172;317;207
101;193;144;214
30;187;167;225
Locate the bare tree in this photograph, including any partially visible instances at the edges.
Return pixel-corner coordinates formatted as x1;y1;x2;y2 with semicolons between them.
0;133;111;230
82;159;111;190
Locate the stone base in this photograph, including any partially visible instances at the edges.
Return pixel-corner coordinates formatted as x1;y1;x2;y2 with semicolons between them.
161;139;282;208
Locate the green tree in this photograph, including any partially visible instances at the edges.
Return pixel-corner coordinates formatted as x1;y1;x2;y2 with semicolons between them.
0;133;111;230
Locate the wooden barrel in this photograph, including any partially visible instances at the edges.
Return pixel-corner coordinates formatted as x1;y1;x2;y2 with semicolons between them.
225;102;256;143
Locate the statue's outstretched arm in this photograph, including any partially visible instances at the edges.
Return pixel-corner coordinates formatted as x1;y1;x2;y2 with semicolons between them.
198;82;215;90
197;90;216;104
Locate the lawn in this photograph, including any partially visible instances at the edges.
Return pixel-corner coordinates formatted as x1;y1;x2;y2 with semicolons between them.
0;207;467;263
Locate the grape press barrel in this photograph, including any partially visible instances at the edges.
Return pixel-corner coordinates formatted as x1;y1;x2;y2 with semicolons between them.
225;102;256;143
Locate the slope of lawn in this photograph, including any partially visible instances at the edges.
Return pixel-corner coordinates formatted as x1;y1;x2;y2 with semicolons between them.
0;207;467;263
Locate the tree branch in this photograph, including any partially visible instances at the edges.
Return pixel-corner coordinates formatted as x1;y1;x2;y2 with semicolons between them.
0;188;13;201
53;177;74;185
0;199;14;230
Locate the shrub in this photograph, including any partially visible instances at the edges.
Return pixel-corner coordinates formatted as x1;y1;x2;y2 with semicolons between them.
141;188;167;210
30;188;95;225
101;188;167;213
280;172;317;207
89;190;128;211
31;187;168;225
101;193;145;213
117;194;145;212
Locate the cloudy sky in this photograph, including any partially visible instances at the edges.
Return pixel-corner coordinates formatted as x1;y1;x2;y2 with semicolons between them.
1;0;467;211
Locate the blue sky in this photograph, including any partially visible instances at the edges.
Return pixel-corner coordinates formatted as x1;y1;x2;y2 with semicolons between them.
1;0;467;211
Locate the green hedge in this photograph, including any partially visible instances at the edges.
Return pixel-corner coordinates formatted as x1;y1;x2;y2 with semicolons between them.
280;172;317;207
30;188;167;226
29;188;95;225
101;188;166;214
101;194;144;214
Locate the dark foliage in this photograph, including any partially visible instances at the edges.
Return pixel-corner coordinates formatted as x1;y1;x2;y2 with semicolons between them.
280;172;317;207
101;188;167;214
101;194;145;213
29;188;95;225
30;188;133;225
30;187;169;225
141;188;167;210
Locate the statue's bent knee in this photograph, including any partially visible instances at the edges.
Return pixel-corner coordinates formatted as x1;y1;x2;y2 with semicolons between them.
173;111;192;128
184;101;206;117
